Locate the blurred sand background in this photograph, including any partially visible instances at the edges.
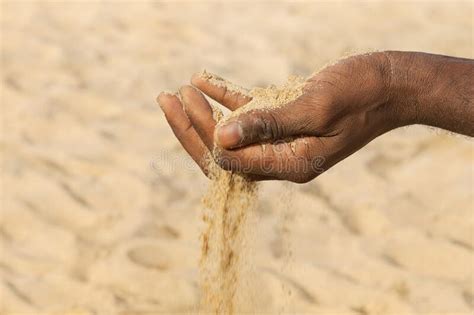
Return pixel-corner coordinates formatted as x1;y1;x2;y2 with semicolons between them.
1;1;473;314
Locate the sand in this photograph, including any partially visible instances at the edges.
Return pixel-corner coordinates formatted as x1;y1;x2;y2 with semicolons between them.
198;75;306;314
229;75;307;117
1;1;473;314
199;163;257;314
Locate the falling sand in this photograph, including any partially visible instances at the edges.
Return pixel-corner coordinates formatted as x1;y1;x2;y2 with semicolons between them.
198;72;307;314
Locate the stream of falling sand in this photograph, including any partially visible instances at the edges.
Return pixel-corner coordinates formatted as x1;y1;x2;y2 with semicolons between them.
198;72;306;314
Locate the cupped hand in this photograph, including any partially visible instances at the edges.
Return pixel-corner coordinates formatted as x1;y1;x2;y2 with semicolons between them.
157;52;397;183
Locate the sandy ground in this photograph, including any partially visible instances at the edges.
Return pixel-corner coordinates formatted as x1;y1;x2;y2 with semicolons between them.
1;1;473;314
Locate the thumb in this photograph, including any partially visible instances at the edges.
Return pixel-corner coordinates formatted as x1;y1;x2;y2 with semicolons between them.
215;97;316;149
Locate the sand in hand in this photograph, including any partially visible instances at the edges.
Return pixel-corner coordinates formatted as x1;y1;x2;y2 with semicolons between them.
197;72;306;314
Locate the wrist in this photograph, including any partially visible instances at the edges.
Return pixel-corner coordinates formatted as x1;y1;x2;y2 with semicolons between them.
352;51;405;135
382;51;473;135
383;51;428;128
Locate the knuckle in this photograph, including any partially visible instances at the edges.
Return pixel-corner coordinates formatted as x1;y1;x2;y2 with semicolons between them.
258;154;277;176
221;86;230;101
259;111;285;141
221;87;238;106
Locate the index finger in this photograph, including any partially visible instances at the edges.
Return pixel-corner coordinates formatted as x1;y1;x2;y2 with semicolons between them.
191;71;252;111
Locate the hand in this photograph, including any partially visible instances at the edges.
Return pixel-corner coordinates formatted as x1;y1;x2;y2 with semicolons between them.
157;52;473;183
157;52;394;183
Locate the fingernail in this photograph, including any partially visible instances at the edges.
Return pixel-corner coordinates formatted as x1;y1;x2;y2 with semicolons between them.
156;91;175;107
216;122;243;148
156;93;164;108
191;72;201;84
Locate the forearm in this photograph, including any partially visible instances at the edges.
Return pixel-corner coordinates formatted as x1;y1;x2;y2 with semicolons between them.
385;51;474;136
